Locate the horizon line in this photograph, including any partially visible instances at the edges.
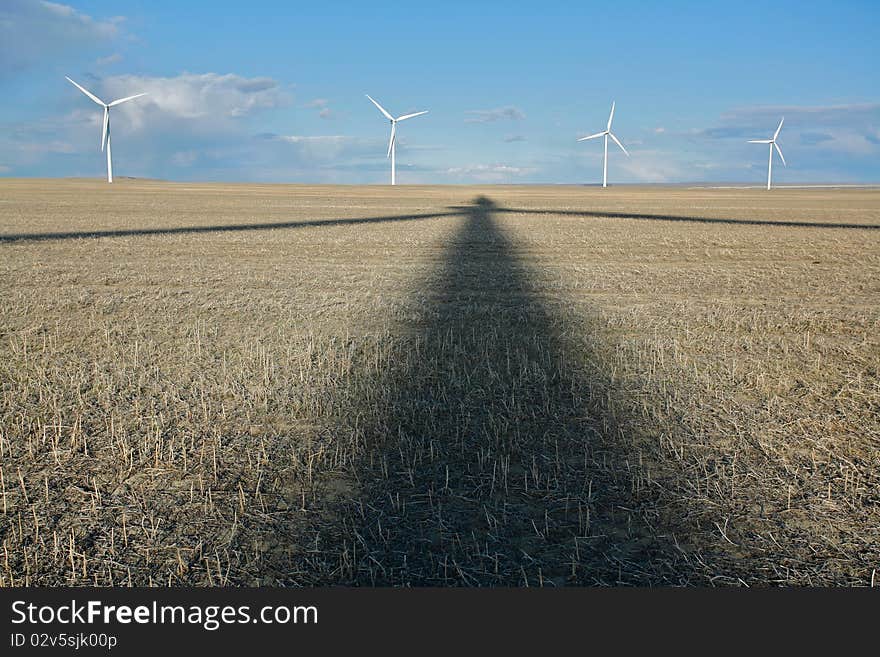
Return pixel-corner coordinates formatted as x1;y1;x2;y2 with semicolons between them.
2;176;880;189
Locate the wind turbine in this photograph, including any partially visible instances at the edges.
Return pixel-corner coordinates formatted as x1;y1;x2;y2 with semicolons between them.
748;118;786;190
66;76;146;183
366;95;428;185
578;101;629;188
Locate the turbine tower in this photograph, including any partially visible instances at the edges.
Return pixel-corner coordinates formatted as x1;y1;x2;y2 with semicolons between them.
578;101;629;188
366;95;428;185
748;118;786;190
66;77;146;183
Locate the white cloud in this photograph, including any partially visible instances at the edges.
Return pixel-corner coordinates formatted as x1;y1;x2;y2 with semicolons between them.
0;0;124;74
3;71;293;179
101;73;288;130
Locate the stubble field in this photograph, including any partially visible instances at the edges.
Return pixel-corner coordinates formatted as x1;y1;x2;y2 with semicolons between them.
1;179;878;586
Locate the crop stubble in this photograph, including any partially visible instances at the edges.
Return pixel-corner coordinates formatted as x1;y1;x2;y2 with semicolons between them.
0;180;877;585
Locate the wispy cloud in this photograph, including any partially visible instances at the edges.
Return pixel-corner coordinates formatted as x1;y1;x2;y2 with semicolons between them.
720;102;880;124
261;134;376;162
0;106;97;168
682;102;880;162
503;135;527;142
171;150;198;167
96;53;123;66
303;98;335;120
0;0;124;75
693;103;880;139
465;107;526;123
274;135;353;144
807;132;878;156
616;150;683;183
694;126;754;139
800;132;834;146
18;140;76;155
445;163;536;182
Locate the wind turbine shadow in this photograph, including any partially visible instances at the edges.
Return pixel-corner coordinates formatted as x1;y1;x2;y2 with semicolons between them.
285;196;696;585
0;210;460;244
5;200;874;245
490;206;880;231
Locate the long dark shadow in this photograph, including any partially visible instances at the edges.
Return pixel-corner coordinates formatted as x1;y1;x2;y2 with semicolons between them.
291;196;694;585
487;206;880;230
6;201;874;245
0;210;460;244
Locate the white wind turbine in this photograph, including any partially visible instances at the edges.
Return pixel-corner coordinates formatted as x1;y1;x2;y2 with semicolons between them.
578;101;629;188
66;76;147;183
366;95;428;185
748;118;786;190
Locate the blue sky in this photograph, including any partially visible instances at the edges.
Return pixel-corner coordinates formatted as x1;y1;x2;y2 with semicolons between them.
1;0;878;183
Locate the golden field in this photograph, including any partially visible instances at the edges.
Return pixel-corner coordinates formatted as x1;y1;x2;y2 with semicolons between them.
1;179;878;585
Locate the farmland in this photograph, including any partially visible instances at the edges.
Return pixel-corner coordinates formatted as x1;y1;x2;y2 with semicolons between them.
1;179;878;585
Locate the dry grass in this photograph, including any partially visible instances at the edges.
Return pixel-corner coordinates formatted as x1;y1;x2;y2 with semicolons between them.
0;179;878;586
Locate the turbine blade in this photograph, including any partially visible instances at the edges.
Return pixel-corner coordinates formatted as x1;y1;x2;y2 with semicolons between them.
366;95;393;121
101;107;109;152
396;110;428;121
109;93;147;107
774;142;786;167
607;101;615;131
609;132;629;156
387;123;396;158
748;139;772;144
774;117;784;140
577;131;605;141
65;76;105;106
